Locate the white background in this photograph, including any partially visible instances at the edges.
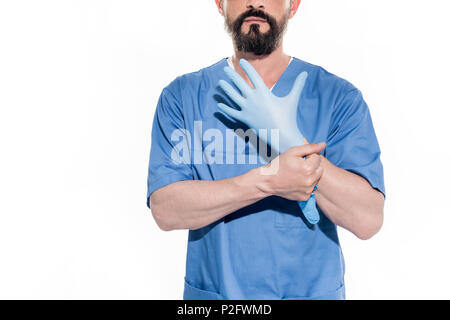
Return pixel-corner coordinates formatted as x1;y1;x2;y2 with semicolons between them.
0;0;449;299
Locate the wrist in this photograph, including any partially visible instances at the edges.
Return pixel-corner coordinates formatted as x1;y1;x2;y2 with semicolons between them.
230;167;271;203
252;165;276;198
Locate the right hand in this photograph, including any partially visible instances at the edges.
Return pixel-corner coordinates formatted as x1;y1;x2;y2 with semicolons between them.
258;142;326;202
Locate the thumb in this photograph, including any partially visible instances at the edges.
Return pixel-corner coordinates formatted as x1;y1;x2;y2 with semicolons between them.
289;142;326;157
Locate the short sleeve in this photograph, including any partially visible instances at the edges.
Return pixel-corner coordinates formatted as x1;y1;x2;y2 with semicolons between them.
146;86;194;208
325;88;385;198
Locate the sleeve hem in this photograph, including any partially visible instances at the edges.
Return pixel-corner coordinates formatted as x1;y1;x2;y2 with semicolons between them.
344;168;386;200
147;172;194;209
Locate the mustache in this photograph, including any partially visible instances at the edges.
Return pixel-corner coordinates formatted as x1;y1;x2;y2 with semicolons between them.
234;9;275;29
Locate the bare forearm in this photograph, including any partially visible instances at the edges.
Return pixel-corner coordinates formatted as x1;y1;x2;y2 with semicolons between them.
315;155;385;239
150;168;267;231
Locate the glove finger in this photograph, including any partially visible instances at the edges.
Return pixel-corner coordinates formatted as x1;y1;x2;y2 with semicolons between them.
240;59;267;90
224;66;252;97
217;102;244;122
218;79;246;108
288;71;308;104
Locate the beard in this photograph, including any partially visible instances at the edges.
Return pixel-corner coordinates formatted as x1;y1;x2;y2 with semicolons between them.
224;8;289;56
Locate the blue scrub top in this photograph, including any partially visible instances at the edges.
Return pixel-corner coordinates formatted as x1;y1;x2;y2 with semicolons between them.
147;57;385;300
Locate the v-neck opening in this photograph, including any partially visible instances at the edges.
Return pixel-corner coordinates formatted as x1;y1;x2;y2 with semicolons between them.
226;56;294;92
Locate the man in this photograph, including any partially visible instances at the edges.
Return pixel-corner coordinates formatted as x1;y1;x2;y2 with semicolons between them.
147;0;385;300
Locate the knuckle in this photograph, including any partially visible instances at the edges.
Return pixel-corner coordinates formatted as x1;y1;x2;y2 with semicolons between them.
309;155;320;165
303;163;313;174
305;176;314;187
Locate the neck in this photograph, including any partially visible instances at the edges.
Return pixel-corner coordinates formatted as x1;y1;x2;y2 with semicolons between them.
230;41;291;89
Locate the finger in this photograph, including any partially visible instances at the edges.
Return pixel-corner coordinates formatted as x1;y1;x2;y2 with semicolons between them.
316;165;325;179
218;79;246;107
289;142;326;158
305;154;322;169
312;167;324;185
217;103;244;122
223;66;252;97
288;71;308;103
240;59;267;90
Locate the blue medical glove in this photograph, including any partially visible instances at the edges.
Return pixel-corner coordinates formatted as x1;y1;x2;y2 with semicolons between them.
217;58;320;225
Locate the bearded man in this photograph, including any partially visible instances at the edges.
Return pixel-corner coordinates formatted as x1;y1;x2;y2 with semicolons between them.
147;0;385;300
